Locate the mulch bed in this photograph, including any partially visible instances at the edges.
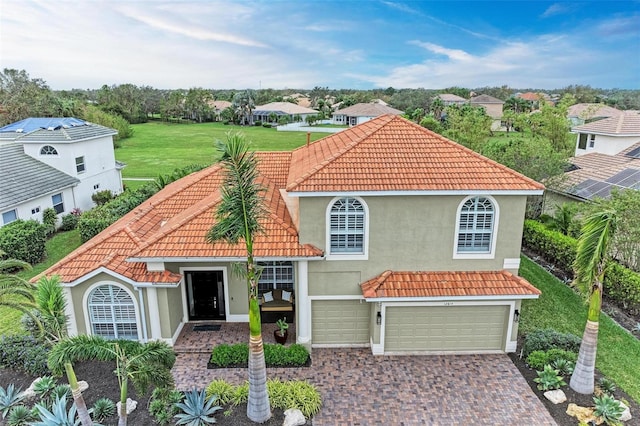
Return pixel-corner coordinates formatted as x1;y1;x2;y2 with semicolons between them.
0;361;288;425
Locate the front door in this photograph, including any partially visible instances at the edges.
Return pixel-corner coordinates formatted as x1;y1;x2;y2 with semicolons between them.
185;271;226;320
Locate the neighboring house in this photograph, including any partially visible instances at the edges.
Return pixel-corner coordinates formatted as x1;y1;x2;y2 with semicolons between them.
515;92;553;109
436;94;467;106
545;141;640;209
332;102;404;126
283;93;312;108
252;102;318;123
40;115;543;355
567;103;622;126
469;94;505;130
572;110;640;157
0;118;124;226
208;100;232;121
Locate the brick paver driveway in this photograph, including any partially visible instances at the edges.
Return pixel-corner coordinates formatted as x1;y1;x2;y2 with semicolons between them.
173;347;556;425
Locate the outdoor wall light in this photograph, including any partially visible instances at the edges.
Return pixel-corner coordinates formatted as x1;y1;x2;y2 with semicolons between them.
514;309;520;322
376;311;382;325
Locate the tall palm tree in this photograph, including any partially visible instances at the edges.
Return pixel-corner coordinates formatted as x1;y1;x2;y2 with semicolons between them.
38;275;94;426
205;132;271;422
0;254;38;324
569;209;617;394
49;336;175;426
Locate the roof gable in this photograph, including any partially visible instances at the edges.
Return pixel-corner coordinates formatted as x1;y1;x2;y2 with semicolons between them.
572;111;640;136
287;114;543;193
470;94;504;104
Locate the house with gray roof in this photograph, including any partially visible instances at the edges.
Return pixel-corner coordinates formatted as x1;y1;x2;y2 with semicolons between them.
0;118;124;227
470;94;505;130
332;102;404;126
252;102;318;124
572;110;640;157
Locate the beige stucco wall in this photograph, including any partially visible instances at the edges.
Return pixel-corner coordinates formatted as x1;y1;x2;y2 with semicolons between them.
298;194;528;295
156;286;184;339
542;191;583;216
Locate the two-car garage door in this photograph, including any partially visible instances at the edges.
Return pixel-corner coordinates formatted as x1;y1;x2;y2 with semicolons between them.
384;305;509;352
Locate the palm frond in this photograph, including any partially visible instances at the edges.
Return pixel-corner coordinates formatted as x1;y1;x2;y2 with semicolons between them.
48;335;114;375
573;209;617;294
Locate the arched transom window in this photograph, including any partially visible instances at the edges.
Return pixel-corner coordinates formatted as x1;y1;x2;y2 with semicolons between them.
88;284;138;340
329;197;365;254
457;196;495;253
40;145;58;155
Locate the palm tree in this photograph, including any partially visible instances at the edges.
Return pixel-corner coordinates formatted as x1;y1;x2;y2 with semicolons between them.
0;254;38;324
569;209;617;394
205;132;271;422
48;336;175;426
38;275;94;426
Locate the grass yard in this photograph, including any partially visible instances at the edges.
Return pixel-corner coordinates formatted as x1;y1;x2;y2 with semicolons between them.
0;230;82;336
116;121;327;179
519;255;640;403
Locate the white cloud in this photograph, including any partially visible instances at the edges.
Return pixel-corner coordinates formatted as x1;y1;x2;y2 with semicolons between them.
541;3;571;18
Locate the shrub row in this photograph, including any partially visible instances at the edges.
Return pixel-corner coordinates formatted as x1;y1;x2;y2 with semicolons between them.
0;219;46;264
522;328;581;359
525;348;577;370
0;335;51;377
209;343;309;367
522;219;640;315
205;379;322;418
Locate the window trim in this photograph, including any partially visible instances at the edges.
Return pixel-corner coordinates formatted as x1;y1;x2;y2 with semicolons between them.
453;195;499;259
325;196;369;261
75;156;86;173
2;209;18;225
257;261;295;297
82;282;140;341
588;134;596;149
40;145;58;156
52;193;64;214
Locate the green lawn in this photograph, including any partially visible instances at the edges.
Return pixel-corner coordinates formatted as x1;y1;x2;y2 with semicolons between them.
116;122;327;178
0;230;82;336
519;255;640;403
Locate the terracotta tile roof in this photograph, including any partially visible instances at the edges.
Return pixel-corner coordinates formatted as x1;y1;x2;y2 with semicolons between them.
572;110;640;136
287;115;544;193
333;102;404;116
360;270;541;299
40;152;322;284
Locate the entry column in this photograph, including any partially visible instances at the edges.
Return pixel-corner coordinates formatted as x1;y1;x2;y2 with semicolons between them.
296;260;310;345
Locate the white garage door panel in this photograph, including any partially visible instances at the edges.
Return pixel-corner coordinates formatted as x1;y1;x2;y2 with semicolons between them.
312;300;370;344
385;305;508;352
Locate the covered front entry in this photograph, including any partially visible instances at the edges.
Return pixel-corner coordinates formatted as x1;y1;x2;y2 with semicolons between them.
185;271;226;321
311;300;369;345
384;305;509;352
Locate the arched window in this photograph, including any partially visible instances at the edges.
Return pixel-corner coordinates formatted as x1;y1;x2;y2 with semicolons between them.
329;197;366;254
456;196;496;254
40;145;58;155
88;284;138;340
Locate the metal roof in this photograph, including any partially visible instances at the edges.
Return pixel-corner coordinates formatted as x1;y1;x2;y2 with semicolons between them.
0;143;79;210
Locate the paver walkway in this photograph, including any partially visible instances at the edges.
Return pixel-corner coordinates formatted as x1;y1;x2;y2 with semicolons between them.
172;323;557;425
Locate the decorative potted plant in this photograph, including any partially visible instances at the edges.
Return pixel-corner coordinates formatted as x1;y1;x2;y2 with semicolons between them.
274;317;289;345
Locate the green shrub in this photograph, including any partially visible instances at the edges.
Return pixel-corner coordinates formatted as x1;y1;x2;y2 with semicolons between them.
527;348;577;371
209;343;309;367
230;382;248;407
525;350;548;370
149;387;183;426
42;208;57;237
522;329;581;358
59;213;80;231
91;190;115;206
597;377;618;396
205;380;235;405
522;220;577;275
0;335;51;377
0;219;46;264
604;262;640;315
262;123;272;128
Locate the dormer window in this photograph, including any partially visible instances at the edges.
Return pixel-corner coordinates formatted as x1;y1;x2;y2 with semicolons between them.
40;145;58;155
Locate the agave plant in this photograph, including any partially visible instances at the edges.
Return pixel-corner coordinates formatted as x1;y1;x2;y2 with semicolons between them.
593;394;625;425
33;396;81;426
0;384;25;418
174;389;222;426
6;404;36;426
33;376;57;401
91;398;116;423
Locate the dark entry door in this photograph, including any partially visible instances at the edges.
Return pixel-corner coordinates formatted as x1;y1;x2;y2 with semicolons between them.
185;271;225;320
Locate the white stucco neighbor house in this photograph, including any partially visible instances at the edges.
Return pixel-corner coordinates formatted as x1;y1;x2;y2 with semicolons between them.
572;110;640;157
332;102;404;126
0;117;124;227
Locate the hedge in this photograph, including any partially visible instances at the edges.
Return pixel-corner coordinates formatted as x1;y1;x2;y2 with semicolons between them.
522;219;640;315
0;219;47;264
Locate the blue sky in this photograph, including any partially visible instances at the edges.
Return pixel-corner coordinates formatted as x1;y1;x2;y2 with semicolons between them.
1;1;638;90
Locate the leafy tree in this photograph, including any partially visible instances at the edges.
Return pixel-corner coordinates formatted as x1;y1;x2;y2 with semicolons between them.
0;68;57;125
569;208;617;394
161;90;186;121
419;115;443;134
429;97;445;120
443;104;492;151
185;88;213;123
96;84;146;124
205;133;271;422
78;104;133;143
232;90;256;125
504;97;532;113
530;95;575;154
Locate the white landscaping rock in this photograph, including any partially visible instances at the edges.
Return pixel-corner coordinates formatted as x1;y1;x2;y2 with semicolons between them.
116;398;138;415
544;389;567;404
22;377;43;400
283;408;306;426
77;380;89;392
619;401;632;422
